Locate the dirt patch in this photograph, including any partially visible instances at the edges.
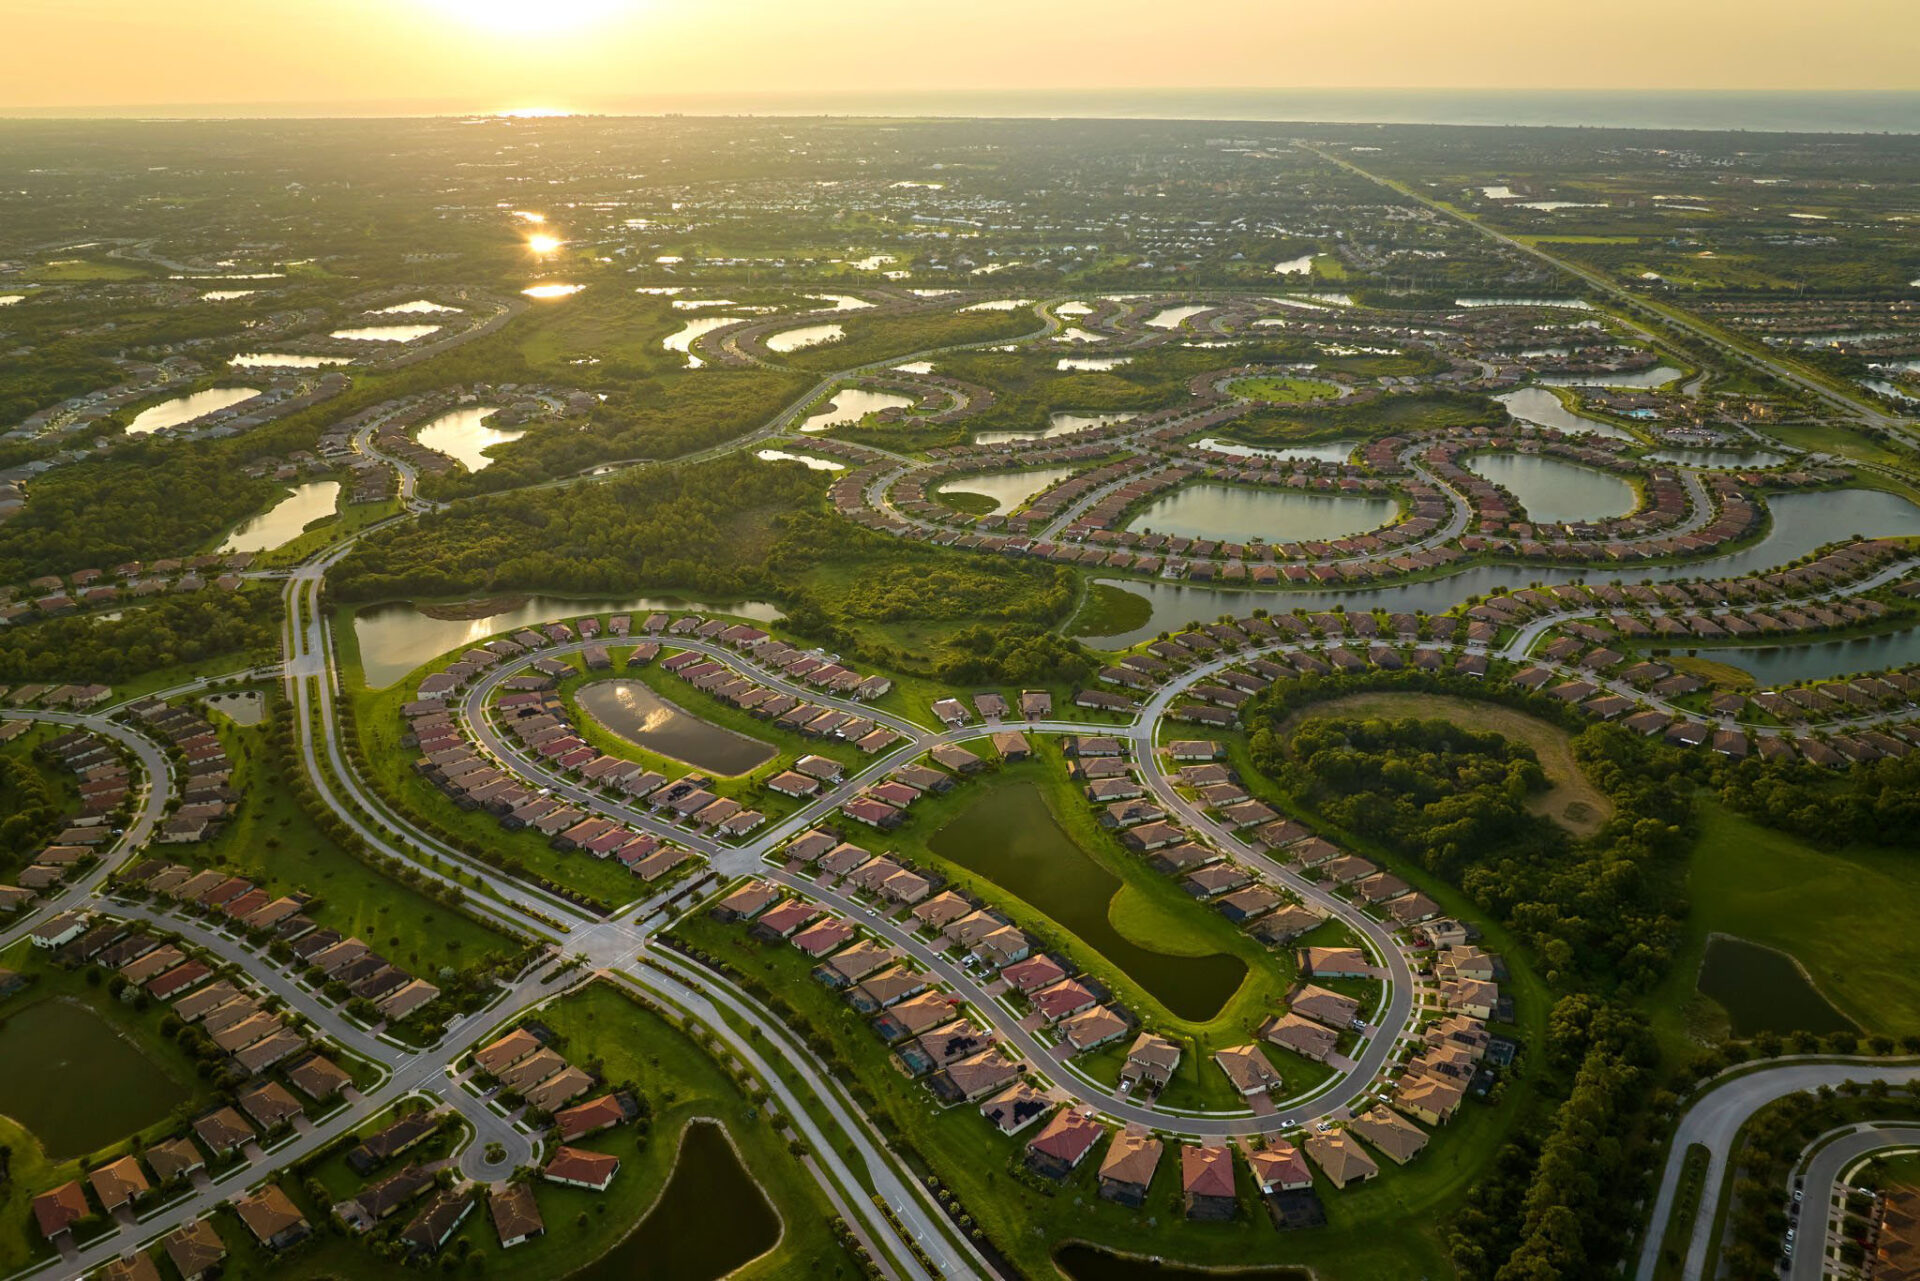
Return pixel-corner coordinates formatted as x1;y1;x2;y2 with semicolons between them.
1278;691;1615;838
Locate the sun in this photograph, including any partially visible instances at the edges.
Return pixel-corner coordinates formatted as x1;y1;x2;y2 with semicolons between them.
429;0;628;36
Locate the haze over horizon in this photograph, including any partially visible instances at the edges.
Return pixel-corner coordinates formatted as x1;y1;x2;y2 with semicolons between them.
6;0;1917;117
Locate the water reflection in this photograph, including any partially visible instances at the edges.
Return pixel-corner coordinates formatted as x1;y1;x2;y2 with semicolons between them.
937;466;1076;515
219;481;340;554
126;387;261;435
1465;453;1637;523
1128;483;1397;544
765;323;844;353
415;406;522;471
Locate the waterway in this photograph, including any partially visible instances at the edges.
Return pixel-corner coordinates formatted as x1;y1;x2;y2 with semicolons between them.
765;323;845;353
0;1000;191;1159
1088;488;1920;645
415;405;522;471
1465;453;1638;523
929;782;1248;1021
568;1121;781;1281
219;481;340;554
125;386;261;435
1127;483;1398;544
1689;624;1920;687
1495;387;1637;440
352;594;784;689
975;411;1134;445
937;466;1076;515
798;389;915;433
575;679;777;775
663;315;746;368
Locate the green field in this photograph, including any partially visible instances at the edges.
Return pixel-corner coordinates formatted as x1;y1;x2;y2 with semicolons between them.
1651;804;1920;1049
1228;375;1343;404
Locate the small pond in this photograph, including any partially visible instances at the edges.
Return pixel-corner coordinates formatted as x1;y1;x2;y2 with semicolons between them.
1645;448;1788;469
374;300;460;315
1058;356;1131;371
575;679;777;776
330;324;442;342
1127;483;1397;544
929;782;1247;1022
220;480;341;554
569;1121;780;1281
1144;304;1211;330
799;389;916;433
0;1000;190;1159
663;315;746;368
1466;453;1638;524
975;411;1133;445
230;352;351;369
1697;937;1854;1037
415;406;522;471
352;594;783;689
126;386;262;435
1194;437;1358;464
765;323;844;353
523;284;584;299
1056;1245;1310;1281
756;449;845;471
936;466;1076;516
1539;365;1684;390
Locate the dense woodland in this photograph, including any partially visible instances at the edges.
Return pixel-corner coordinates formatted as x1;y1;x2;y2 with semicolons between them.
0;751;65;864
0;589;282;683
1717;753;1920;848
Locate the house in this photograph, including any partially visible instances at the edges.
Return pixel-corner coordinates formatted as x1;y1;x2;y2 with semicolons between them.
1247;1141;1313;1194
1097;1127;1164;1207
1181;1145;1238;1220
1057;1004;1130;1052
929;1049;1023;1103
1396;1072;1469;1126
544;1146;621;1192
489;1182;545;1248
192;1107;255;1156
400;1188;474;1258
94;1257;160;1281
1349;1105;1429;1165
553;1093;634;1143
1025;1109;1105;1180
1260;1012;1339;1062
30;911;87;949
1291;985;1361;1029
237;1080;304;1132
147;1136;206;1184
285;1054;353;1102
979;1080;1053;1135
32;1181;91;1239
163;1219;228;1281
474;1028;543;1077
1119;1033;1181;1094
1213;1044;1282;1096
88;1156;150;1213
1305;1131;1379;1188
990;730;1031;760
1298;946;1372;979
1167;740;1221;761
231;1184;311;1250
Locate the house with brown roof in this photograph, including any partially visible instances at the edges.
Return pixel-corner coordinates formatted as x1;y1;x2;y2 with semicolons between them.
928;1048;1022;1104
1260;1012;1340;1063
1057;1004;1129;1052
978;1081;1052;1136
474;1027;543;1077
489;1182;545;1248
1247;1141;1313;1194
1213;1044;1283;1096
1025;1109;1105;1181
544;1146;620;1192
1304;1131;1379;1188
1181;1145;1238;1220
553;1093;633;1143
88;1155;150;1213
163;1219;227;1281
192;1106;255;1156
1349;1105;1429;1165
94;1256;160;1281
1097;1127;1164;1207
31;1181;91;1240
1396;1072;1469;1126
231;1183;310;1250
1291;984;1361;1029
1119;1032;1182;1094
147;1136;206;1184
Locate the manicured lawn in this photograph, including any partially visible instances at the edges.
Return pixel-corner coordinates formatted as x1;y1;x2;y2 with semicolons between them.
1068;582;1153;640
1228;376;1342;404
1649;803;1920;1049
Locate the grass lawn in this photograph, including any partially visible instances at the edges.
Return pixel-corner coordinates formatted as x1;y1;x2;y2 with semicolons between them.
1648;803;1920;1052
243;980;860;1281
171;699;513;976
1228;376;1342;404
670;909;1486;1281
1275;691;1614;838
30;259;150;282
1067;582;1153;641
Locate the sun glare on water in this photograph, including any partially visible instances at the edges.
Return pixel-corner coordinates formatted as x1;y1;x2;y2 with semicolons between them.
527;233;563;256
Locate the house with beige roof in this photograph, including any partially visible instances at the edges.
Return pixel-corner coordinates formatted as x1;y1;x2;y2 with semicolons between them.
1304;1131;1378;1189
1097;1127;1164;1207
1349;1105;1429;1165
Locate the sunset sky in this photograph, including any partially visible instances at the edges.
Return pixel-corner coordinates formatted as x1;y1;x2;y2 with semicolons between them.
5;0;1915;113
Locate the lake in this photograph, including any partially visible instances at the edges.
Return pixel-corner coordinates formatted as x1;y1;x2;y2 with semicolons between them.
1466;453;1638;524
1273;254;1315;276
1144;304;1211;330
352;594;784;689
415;405;522;471
1697;937;1854;1037
765;323;845;353
523;284;584;299
799;388;916;433
1646;448;1787;469
330;324;442;342
0;1000;190;1159
756;449;845;471
937;466;1076;515
374;299;460;315
809;293;875;311
1495;387;1637;440
1694;624;1920;687
1194;437;1358;464
1539;365;1684;390
230;352;351;369
125;386;261;435
929;782;1247;1022
1058;357;1131;371
569;1121;781;1281
575;679;777;775
663;315;746;368
975;411;1133;445
220;480;341;553
1055;1245;1310;1281
1127;483;1398;544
